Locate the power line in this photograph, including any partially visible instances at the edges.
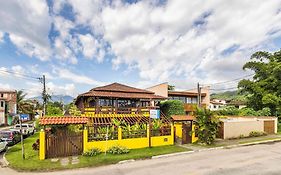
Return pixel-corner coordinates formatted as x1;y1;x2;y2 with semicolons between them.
203;73;254;86
0;69;40;81
209;87;238;91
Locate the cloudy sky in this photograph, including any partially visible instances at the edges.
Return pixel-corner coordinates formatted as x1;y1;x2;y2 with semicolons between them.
0;0;281;97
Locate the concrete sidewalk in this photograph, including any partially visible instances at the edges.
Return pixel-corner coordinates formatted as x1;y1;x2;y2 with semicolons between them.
180;134;281;151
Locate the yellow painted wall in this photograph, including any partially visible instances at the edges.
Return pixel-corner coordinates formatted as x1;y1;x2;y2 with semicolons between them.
174;123;182;138
173;122;198;143
39;130;45;160
83;124;174;152
192;123;198;143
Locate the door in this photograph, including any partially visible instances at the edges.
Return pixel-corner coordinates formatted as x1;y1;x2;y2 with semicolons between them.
182;122;192;144
45;130;83;159
264;120;275;134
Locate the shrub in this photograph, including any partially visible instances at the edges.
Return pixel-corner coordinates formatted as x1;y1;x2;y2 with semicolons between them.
160;100;185;117
32;139;40;151
249;131;267;137
83;148;101;156
107;145;130;155
194;108;219;145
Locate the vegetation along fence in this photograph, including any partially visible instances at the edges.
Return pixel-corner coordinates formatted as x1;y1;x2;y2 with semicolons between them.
83;124;174;152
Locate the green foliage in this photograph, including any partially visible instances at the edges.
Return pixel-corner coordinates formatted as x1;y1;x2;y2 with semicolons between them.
83;148;101;156
160;100;185;117
168;85;175;90
211;90;247;102
69;104;81;116
215;107;271;116
194;108;219;145
67;124;83;132
249;131;267;137
151;119;162;130
107;145;130;155
238;50;281;116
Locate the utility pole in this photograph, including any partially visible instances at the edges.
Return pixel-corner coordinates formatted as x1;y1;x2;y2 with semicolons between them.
39;75;46;116
19;118;25;159
197;82;202;108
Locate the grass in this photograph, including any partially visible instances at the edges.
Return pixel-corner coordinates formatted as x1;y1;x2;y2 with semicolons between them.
5;133;190;172
191;143;226;148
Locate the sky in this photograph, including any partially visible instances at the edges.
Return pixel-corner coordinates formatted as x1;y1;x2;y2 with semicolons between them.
0;0;281;98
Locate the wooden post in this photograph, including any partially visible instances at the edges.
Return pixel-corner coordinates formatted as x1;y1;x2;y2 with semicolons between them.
19;119;25;160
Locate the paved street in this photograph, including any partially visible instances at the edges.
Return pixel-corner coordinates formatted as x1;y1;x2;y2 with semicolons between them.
1;141;281;175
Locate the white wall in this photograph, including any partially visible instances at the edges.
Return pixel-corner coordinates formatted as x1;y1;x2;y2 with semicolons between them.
0;112;4;124
223;120;264;139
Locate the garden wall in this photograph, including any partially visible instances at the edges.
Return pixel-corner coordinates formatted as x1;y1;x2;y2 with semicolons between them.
83;125;174;152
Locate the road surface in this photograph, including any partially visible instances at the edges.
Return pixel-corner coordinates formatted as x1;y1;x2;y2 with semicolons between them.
2;142;281;175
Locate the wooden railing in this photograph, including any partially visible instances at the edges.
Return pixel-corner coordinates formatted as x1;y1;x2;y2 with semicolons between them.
83;106;159;115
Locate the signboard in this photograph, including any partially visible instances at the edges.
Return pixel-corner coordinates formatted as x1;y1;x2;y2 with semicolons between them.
20;114;30;121
150;109;160;119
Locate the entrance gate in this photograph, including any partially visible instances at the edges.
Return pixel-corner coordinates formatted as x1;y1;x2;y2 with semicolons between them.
45;130;83;158
182;122;192;144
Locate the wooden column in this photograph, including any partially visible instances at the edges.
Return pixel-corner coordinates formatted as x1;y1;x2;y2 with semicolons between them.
96;97;100;114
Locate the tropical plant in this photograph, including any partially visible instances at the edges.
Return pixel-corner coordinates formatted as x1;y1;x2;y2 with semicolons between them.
69;104;81;116
160;100;185;117
194;108;219;145
107;145;129;154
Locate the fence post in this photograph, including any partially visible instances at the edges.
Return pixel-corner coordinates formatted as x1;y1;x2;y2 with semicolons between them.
147;124;150;147
39;129;45;160
83;127;88;153
118;127;122;140
171;124;174;145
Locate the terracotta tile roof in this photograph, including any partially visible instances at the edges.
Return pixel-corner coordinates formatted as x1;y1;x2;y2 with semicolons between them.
172;115;195;121
91;83;154;94
77;82;166;100
80;90;166;99
39;116;88;125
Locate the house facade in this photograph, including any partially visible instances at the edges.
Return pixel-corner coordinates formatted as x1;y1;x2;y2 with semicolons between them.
75;82;167;116
147;83;210;115
209;99;227;111
0;90;17;125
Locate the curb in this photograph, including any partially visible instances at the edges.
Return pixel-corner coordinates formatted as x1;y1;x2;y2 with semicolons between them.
118;159;135;164
3;151;9;166
151;138;281;160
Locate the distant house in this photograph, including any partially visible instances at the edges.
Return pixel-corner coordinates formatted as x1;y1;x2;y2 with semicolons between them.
209;99;227;111
0;90;17;125
226;100;247;109
147;83;210;115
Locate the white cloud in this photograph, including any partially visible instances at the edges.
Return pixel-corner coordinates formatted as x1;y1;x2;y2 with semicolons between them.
97;0;281;88
0;0;52;61
53;67;105;86
0;83;12;91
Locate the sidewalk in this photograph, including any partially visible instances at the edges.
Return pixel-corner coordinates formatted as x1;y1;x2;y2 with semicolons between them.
179;134;281;151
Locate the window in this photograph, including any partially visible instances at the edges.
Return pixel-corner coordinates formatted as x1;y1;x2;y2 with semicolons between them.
191;97;198;104
186;97;192;103
0;94;3;98
0;101;3;107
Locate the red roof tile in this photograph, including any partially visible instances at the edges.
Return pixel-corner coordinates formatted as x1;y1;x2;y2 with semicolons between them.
39;116;88;125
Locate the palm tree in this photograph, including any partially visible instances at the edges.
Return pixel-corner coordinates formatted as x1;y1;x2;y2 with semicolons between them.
17;90;27;114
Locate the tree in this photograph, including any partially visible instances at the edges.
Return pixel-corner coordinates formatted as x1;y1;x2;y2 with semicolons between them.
194;108;219;145
160;100;185;117
17;90;27;114
168;85;175;91
238;50;281;116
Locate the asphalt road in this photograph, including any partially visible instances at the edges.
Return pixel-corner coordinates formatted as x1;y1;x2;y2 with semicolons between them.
2;142;281;175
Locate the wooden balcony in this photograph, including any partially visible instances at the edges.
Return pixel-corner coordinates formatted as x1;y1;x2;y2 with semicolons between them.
82;106;159;116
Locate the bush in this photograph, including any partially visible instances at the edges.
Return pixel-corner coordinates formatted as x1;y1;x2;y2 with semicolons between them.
107;145;130;155
194;108;219;145
160;100;185;117
249;131;267;137
83;148;101;156
32;139;40;151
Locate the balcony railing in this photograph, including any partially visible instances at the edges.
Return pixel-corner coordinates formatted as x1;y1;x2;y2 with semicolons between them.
83;106;158;115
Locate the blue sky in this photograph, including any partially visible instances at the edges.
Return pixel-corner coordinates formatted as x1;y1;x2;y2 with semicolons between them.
0;0;281;97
